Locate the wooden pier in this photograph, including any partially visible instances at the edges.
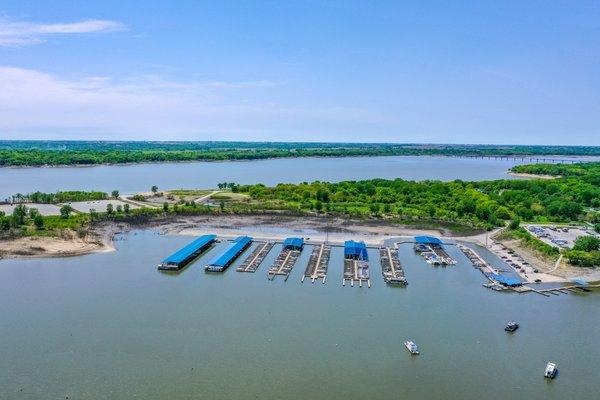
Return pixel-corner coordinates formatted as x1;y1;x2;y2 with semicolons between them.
237;241;274;273
302;243;331;283
268;247;302;280
380;246;407;285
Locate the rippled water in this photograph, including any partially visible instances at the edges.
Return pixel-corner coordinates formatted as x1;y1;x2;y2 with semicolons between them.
1;231;598;399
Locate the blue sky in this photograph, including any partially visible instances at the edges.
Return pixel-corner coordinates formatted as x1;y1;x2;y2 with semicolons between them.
0;0;599;144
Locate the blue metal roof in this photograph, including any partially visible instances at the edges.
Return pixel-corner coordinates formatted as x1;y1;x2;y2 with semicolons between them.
414;236;443;245
283;237;304;249
162;234;216;264
344;240;368;260
489;273;522;287
571;278;588;286
207;236;252;267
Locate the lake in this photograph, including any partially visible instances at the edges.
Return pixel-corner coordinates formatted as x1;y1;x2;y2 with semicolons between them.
1;230;598;399
0;155;550;199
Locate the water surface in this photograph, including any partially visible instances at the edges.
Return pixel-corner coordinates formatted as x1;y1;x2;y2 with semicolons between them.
1;231;598;399
0;156;541;199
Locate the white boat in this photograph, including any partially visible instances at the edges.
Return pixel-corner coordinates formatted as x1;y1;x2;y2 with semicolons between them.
404;340;419;355
544;362;557;379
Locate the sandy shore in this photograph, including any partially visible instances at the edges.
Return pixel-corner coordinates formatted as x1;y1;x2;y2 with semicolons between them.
507;172;558;180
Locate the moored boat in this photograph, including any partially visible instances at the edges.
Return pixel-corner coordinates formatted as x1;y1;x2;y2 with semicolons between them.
505;321;519;332
544;362;557;379
404;340;419;355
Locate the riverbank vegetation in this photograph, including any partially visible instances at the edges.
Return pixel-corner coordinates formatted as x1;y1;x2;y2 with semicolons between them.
1;141;600;167
6;191;108;204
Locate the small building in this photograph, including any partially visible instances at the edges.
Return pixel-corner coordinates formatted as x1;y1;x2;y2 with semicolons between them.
344;240;368;261
283;237;304;251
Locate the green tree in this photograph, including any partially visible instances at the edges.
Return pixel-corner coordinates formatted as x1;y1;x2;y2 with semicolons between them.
151;185;158;194
124;203;130;214
60;204;73;219
33;214;44;230
219;200;225;212
116;204;123;213
163;202;169;212
89;208;98;221
12;204;28;226
106;203;114;215
508;217;521;230
572;236;600;252
111;190;119;198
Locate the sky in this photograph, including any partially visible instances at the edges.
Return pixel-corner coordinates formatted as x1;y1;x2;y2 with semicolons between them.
0;0;599;144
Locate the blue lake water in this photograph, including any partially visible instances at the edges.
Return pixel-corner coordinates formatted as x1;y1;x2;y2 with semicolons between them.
0;155;547;199
1;230;598;399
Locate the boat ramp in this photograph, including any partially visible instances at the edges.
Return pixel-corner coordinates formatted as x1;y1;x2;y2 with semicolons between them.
302;243;331;283
267;237;304;281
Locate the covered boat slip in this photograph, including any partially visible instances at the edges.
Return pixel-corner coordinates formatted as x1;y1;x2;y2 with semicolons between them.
413;235;456;265
343;240;371;288
205;236;253;272
158;234;217;271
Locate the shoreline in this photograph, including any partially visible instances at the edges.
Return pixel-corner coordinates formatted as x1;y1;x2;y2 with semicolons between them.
1;153;594;170
2;214;597;283
506;172;558;180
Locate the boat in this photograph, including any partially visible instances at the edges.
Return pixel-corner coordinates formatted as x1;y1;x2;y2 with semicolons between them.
404;340;419;355
505;321;519;332
544;362;557;378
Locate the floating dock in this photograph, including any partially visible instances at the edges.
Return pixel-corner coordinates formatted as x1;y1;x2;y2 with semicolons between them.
458;244;522;289
158;234;217;271
343;240;370;287
414;236;456;265
205;236;253;272
303;243;331;283
268;237;304;280
380;246;407;285
237;241;274;272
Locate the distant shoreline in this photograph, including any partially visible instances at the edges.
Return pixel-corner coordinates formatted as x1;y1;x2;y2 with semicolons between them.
0;153;596;170
507;171;559;180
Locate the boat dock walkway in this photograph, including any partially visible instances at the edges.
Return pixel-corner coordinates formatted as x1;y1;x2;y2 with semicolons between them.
237;241;274;273
302;243;331;283
380;245;407;285
268;247;302;280
343;259;370;287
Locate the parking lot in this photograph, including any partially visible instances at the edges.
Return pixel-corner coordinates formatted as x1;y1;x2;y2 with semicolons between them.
525;224;597;249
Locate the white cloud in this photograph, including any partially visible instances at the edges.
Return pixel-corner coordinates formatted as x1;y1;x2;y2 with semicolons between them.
0;66;382;140
0;18;126;46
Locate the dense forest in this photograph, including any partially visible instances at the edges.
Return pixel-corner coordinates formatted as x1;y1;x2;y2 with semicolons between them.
234;162;600;229
1;140;599;166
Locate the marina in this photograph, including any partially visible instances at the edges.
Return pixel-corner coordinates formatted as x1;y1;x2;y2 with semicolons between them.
380;245;407;285
342;240;370;288
237;240;275;272
157;234;217;271
267;237;304;281
205;236;253;272
302;242;331;283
